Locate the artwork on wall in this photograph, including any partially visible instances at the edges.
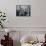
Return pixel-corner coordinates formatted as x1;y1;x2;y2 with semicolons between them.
16;5;31;16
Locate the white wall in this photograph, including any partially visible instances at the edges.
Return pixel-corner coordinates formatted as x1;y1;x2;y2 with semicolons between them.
0;0;46;27
15;0;46;27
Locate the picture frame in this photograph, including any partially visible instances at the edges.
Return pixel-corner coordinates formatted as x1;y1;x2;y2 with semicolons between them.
16;5;31;16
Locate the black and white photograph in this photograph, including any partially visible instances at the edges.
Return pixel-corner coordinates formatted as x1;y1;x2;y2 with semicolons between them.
16;5;31;16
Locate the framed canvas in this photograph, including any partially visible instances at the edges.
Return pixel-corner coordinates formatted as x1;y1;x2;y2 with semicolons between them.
16;5;31;16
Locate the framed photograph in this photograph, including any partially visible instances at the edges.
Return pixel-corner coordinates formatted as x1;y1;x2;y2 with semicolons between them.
16;5;31;16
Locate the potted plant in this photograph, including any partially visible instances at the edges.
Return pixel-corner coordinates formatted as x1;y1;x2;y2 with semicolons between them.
0;10;6;28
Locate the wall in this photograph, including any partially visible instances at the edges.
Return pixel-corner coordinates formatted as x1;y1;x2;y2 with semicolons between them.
0;0;46;27
15;0;46;27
